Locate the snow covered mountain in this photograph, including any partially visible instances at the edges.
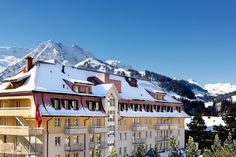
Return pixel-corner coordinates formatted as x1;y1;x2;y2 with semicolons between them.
0;40;94;80
204;83;236;96
0;47;31;72
105;60;133;70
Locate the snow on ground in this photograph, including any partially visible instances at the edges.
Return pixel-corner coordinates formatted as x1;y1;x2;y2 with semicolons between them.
185;116;225;132
204;83;236;95
232;95;236;102
204;101;214;107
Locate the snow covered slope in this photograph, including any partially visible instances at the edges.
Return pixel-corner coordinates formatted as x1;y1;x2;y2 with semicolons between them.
204;83;236;96
0;47;31;72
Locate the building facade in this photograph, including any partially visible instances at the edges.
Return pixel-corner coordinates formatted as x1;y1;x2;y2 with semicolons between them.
0;58;188;157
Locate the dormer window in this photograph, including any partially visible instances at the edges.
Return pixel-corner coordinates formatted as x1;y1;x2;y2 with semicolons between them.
72;100;79;110
125;77;138;87
64;100;71;110
88;101;93;111
52;99;60;110
95;102;100;111
73;86;80;93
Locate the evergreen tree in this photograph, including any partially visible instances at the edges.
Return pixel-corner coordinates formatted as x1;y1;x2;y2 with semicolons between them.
212;134;222;157
187;114;206;143
94;146;102;157
135;144;145;157
222;132;236;157
110;146;117;157
186;136;198;157
168;137;180;157
202;148;213;157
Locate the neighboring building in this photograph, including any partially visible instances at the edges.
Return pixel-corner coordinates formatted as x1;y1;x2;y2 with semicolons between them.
0;57;189;157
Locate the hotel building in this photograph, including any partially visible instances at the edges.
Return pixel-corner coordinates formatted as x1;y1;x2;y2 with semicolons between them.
0;57;189;157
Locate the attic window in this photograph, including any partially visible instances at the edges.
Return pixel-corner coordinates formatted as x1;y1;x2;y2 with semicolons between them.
5;77;29;90
52;99;60;110
63;100;71;110
125;77;138;87
72;100;79;110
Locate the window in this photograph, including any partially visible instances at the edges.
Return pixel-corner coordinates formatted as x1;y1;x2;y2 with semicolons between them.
74;153;79;157
124;133;127;140
97;134;101;144
73;85;80;93
54;118;60;127
108;111;115;122
119;133;122;140
119;147;122;155
95;102;99;111
109;97;115;106
65;154;70;157
55;137;61;146
65;118;70;128
74;136;79;144
85;87;90;94
90;135;94;142
52;99;60;110
74;118;78;126
88;101;93;110
72;100;79;110
64;100;71;110
178;129;181;136
3;135;7;143
146;131;148;138
16;100;20;107
150;131;152;138
124;147;127;154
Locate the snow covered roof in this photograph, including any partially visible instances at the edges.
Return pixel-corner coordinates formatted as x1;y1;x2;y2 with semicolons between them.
39;104;106;117
185;116;225;132
2;72;31;82
0;61;181;104
120;109;190;118
92;84;113;97
110;75;157;101
69;78;93;85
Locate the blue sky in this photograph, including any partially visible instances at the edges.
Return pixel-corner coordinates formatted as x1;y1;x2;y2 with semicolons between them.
0;0;236;84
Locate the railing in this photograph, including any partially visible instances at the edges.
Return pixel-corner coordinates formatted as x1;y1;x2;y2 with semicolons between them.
133;138;147;144
64;126;87;135
88;126;109;133
155;124;178;130
64;143;85;152
131;124;148;131
89;142;108;149
0;125;44;136
0;107;32;117
0;143;41;155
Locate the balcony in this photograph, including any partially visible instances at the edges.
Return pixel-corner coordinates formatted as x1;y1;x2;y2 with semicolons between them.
64;143;85;152
88;126;109;134
0;107;32;117
155;136;170;143
133;138;147;144
131;124;148;131
0;143;41;155
89;142;108;149
0;126;43;136
155;124;178;130
65;126;87;135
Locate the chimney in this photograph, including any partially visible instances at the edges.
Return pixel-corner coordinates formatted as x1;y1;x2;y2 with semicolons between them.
61;65;65;74
25;56;33;72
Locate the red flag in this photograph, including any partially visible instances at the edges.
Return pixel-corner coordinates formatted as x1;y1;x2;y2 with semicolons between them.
35;104;42;127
